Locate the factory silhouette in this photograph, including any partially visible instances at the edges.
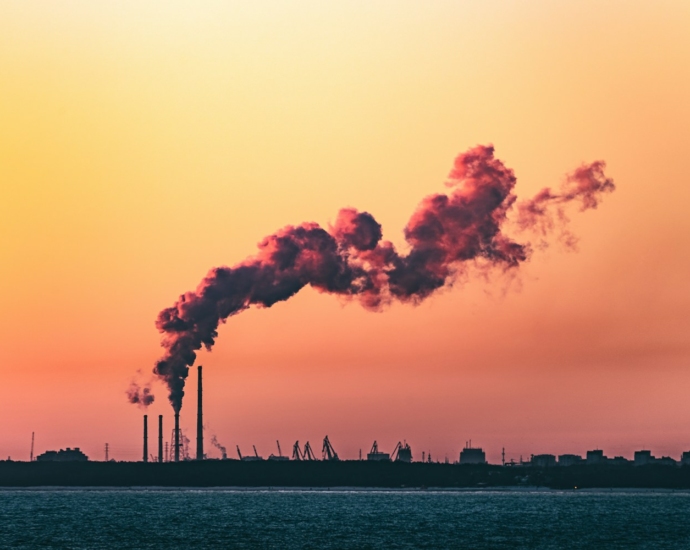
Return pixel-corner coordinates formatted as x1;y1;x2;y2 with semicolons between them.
35;366;690;469
5;150;680;488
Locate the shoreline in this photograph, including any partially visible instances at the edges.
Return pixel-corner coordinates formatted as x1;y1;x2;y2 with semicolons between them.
3;461;690;489
3;485;690;494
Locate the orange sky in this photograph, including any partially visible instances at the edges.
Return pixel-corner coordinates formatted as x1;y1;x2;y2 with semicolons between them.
1;1;689;463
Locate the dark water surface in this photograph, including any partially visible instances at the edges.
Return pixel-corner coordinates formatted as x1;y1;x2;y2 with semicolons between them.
1;488;689;549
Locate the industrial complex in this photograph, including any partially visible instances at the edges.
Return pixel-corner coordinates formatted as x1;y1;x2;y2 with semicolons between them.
29;366;690;471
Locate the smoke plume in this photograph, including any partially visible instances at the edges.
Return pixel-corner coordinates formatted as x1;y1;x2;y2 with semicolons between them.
516;160;615;247
179;431;191;461
148;145;614;412
126;382;155;408
211;435;228;459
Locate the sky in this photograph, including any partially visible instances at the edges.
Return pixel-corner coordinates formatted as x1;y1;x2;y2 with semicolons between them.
1;0;689;463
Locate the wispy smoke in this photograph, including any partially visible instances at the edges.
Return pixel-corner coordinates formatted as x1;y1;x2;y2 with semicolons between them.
126;382;155;408
211;435;227;459
146;145;614;412
180;432;190;460
516;160;615;248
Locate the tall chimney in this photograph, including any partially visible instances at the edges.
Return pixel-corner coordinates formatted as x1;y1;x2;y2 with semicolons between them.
174;412;180;462
196;365;203;460
158;415;163;463
143;415;148;463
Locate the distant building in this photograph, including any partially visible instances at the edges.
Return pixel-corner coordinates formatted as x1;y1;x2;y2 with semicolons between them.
586;450;607;465
532;454;557;467
36;447;88;462
367;441;391;461
394;443;412;463
267;455;289;462
609;456;631;466
657;456;677;467
634;450;654;466
558;454;584;466
367;451;390;461
681;452;690;466
460;444;486;465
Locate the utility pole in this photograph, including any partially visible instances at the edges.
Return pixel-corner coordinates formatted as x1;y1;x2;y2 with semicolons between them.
105;443;109;462
30;432;35;462
502;447;505;466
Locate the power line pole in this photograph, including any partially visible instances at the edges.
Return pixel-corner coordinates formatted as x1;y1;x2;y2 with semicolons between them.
105;443;109;462
30;432;35;462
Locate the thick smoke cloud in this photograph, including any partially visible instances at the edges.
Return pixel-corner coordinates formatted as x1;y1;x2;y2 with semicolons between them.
148;145;614;412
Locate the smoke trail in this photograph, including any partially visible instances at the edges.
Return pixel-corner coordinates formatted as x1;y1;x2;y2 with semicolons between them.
147;145;614;412
126;382;155;408
516;160;615;248
211;435;228;459
180;432;190;460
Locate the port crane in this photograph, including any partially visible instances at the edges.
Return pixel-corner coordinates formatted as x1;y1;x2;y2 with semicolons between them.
322;436;339;461
304;441;316;460
237;445;264;461
303;441;316;460
292;441;317;460
367;440;391;461
391;441;413;463
268;440;289;461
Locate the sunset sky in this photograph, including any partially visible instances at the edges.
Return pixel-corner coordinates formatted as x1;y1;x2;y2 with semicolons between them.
1;1;689;463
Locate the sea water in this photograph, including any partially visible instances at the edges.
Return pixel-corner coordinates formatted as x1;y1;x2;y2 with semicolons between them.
1;488;689;549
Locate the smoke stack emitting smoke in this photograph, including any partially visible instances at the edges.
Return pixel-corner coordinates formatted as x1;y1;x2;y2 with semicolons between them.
132;145;614;412
211;435;228;460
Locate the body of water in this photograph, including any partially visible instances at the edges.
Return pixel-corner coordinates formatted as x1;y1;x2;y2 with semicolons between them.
1;488;688;549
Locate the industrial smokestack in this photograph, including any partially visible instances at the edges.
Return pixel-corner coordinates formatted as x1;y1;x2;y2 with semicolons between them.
196;365;203;460
158;415;163;463
143;415;148;463
174;412;180;462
